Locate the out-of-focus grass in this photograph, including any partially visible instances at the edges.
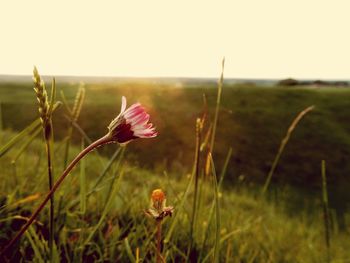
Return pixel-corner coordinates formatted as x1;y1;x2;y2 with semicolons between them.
2;81;350;203
1;129;349;262
1;79;350;261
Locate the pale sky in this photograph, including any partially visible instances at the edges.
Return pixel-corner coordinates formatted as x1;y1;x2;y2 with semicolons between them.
0;0;349;79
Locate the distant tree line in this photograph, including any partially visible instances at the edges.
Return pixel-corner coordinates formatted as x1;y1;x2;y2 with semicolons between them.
277;78;349;87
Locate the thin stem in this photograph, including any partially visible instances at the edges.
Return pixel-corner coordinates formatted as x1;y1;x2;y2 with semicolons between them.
262;105;314;194
321;160;331;263
63;126;73;169
0;134;112;260
156;219;162;263
209;58;224;156
44;133;54;262
189;119;201;255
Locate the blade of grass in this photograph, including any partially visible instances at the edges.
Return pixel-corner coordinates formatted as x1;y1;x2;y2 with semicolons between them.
218;147;232;189
0;101;61;158
124;238;136;262
189;118;202;254
209;153;220;263
0;119;40;158
60;90;73;115
48;78;56;116
83;164;125;246
322;160;331;263
205;58;224;177
209;57;225;156
63;86;85;169
164;170;195;244
202;228;245;263
69;118;105;168
262;105;315;194
89;147;122;195
11;127;41;163
25;226;46;263
199;148;232;260
202;217;261;263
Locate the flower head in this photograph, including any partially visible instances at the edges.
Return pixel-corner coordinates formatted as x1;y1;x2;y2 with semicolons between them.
108;96;157;144
151;189;166;211
145;189;174;220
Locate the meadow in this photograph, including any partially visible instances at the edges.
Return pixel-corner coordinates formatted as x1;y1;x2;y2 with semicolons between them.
0;75;350;262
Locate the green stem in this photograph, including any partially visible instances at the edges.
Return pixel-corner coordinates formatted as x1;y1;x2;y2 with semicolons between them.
0;134;112;260
262;106;314;194
209;58;224;155
321;160;331;263
156;219;163;263
63;126;73;170
189;119;201;255
45;133;54;262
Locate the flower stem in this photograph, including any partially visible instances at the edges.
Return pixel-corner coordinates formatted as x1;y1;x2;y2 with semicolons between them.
156;219;163;263
0;134;112;260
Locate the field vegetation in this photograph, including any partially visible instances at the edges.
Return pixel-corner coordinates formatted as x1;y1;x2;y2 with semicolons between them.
0;75;350;262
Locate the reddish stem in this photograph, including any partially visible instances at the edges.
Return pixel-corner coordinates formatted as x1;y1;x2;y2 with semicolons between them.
0;134;111;260
156;219;163;263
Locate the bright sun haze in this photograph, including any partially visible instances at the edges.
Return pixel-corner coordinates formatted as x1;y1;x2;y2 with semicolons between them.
0;0;349;79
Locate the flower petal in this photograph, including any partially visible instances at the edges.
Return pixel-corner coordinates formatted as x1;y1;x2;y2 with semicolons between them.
124;103;143;118
130;113;150;126
108;97;157;144
120;96;127;113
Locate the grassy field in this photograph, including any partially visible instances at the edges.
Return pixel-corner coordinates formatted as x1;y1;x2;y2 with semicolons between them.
1;77;350;261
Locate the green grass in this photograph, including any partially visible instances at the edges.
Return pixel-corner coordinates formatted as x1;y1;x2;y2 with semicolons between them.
2;82;350;192
1;79;350;261
1;129;349;262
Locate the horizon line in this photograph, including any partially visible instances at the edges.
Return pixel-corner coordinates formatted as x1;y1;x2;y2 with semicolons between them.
0;73;349;82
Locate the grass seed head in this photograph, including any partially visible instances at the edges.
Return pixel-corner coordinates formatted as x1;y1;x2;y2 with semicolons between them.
33;66;49;125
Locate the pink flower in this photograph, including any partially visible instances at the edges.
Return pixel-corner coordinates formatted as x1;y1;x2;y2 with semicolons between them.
107;96;157;144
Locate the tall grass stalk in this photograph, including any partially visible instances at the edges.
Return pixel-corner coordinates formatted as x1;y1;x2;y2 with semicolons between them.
62;85;85;169
44;132;54;261
205;58;224;177
164;169;194;244
189;118;202;254
82;147;125;247
33;67;56;261
209;153;221;263
209;58;225;156
262;105;314;194
321;160;331;263
199;148;232;261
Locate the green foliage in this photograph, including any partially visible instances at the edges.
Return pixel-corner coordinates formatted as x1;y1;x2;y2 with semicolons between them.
3;81;350;194
1;79;350;261
0;128;349;261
